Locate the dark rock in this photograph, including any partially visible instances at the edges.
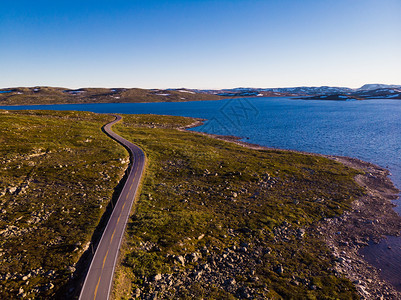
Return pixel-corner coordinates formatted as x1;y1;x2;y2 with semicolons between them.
187;252;200;263
224;278;236;286
237;287;252;299
274;265;284;275
263;247;271;254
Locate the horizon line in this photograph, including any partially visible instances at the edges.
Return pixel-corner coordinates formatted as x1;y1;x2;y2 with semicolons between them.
2;83;401;91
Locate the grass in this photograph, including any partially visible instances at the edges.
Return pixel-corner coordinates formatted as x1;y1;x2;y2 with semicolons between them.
0;111;364;299
0;110;128;299
112;114;364;299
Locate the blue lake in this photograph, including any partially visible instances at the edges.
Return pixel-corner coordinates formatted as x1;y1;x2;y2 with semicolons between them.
2;98;400;192
1;97;401;286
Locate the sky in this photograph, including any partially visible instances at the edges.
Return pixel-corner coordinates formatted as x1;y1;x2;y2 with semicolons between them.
1;0;400;89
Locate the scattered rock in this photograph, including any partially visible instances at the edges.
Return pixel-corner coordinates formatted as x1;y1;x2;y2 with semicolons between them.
224;278;236;286
152;273;162;282
7;186;17;194
134;288;141;298
176;255;185;266
187;252;200;263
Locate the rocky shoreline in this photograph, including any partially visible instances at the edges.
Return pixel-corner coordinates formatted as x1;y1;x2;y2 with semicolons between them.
318;156;401;299
184;120;401;299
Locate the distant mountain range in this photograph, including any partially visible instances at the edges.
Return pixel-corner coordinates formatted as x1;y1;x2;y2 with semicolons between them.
196;84;401;100
1;84;400;106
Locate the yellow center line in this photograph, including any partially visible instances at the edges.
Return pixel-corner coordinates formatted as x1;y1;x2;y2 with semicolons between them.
91;119;144;300
102;250;109;269
94;276;101;300
93;207;122;299
94;249;110;300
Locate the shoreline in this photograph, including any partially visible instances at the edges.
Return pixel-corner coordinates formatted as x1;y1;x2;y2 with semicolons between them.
0;96;399;108
183;119;401;299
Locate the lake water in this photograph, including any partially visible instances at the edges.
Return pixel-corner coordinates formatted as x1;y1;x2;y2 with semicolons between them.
2;98;400;190
1;97;401;287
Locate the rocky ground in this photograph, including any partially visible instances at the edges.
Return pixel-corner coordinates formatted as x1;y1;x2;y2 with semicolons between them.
318;156;401;299
206;132;401;299
133;239;273;299
89;115;399;299
0;111;129;299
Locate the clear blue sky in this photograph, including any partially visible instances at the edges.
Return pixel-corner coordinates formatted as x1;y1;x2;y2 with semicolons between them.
1;0;400;89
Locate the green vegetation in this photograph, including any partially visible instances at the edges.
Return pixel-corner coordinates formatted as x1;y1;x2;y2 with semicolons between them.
0;110;128;298
0;87;223;106
112;114;364;299
0;111;365;299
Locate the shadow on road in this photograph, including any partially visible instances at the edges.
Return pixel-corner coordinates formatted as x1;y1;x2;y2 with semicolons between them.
54;120;134;299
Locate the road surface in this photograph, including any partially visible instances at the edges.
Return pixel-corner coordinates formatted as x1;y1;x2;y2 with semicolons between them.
79;115;145;300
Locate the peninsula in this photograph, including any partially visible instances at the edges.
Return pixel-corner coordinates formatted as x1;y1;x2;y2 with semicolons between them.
1;110;400;299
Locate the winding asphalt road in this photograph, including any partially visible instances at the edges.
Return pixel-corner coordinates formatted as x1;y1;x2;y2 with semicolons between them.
79;115;145;300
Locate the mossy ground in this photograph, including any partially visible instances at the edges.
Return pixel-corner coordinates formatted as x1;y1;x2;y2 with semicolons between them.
0;111;364;299
112;114;364;299
0;110;128;298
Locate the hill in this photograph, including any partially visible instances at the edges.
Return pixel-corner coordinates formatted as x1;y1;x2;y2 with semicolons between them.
0;87;223;106
1;84;400;106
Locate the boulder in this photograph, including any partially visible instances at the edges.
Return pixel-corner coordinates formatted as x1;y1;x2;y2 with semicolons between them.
176;255;185;266
153;273;162;282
